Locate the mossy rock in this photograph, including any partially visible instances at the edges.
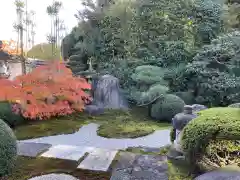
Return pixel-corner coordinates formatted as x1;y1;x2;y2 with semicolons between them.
0;119;18;176
181;107;240;172
150;94;185;122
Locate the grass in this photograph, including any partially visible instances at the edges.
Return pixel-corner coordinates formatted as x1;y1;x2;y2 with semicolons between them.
2;156;110;180
168;161;194;180
14;107;171;140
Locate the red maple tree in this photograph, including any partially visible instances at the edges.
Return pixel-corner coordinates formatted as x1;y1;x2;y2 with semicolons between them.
0;60;91;120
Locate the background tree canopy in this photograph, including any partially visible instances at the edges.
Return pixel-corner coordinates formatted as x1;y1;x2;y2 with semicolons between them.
27;43;61;60
61;0;240;106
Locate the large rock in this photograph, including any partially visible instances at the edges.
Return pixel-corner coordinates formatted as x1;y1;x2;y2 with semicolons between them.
195;166;240;180
92;75;128;110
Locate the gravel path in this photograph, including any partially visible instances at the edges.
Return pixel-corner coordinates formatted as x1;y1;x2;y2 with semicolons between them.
19;123;170;150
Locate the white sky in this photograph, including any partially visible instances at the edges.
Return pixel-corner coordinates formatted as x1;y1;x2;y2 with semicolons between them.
0;0;83;48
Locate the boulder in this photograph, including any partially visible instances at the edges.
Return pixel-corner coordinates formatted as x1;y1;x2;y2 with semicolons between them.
191;104;207;113
92;75;128;110
84;105;104;115
195;167;240;180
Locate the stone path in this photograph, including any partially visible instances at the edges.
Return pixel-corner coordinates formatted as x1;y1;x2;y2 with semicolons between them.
17;123;171;177
19;123;171;150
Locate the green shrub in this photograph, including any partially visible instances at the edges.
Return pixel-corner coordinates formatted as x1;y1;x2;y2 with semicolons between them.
0;102;25;127
181;107;240;171
0;119;17;176
170;128;176;143
174;91;195;105
228;103;240;108
150;94;185;122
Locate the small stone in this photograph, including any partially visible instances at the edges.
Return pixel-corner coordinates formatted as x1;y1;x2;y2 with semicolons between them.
28;173;79;180
17;142;52;157
77;148;118;171
40;145;91;161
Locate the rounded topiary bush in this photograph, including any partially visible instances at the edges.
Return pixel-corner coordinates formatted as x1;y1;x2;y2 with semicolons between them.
0;119;18;176
150;94;185;122
0;101;25;127
181;107;240;172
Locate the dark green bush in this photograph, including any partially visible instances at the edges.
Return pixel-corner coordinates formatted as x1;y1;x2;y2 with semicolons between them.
181;107;240;171
174;91;195;105
0;102;25;127
169;31;240;106
0;119;17;176
150;94;185;122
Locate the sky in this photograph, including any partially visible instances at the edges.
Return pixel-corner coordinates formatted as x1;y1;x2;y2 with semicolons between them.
0;0;83;49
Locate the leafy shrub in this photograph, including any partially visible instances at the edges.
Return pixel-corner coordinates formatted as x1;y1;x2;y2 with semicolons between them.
169;31;240;106
174;91;195;105
150;94;185;122
181;108;240;171
228;103;240;108
0;102;25;127
137;84;169;105
0;61;91;120
0;119;17;176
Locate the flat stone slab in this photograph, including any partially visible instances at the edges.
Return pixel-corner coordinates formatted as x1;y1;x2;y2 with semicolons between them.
28;173;79;180
41;145;93;161
111;154;168;180
77;148;118;171
20;123;171;150
17;142;52;157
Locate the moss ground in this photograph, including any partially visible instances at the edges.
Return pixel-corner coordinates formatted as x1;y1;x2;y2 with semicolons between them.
14;107;171;140
2;156;110;180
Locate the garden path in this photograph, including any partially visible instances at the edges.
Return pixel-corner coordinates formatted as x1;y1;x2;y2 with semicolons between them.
19;123;171;150
18;123;170;175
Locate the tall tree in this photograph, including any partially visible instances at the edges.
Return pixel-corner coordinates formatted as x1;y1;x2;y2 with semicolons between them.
14;0;26;74
46;1;62;58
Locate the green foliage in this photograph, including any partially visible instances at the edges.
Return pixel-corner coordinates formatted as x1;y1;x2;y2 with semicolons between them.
150;94;185;122
0;119;17;176
27;43;61;60
170;128;176;143
198;139;240;171
131;65;169;104
181;107;240;171
0;102;25;127
170;31;240;106
174;91;195;105
131;65;167;86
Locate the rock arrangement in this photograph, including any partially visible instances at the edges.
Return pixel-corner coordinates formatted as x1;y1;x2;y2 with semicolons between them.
85;75;128;115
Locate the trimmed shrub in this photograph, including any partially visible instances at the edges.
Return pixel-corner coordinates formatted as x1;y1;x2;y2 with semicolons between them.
0;119;17;176
181;107;240;172
0;101;25;127
150;94;185;122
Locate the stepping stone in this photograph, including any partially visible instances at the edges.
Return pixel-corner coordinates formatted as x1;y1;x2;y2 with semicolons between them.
113;152;138;171
28;173;79;180
40;145;93;161
17;142;52;157
111;155;168;180
77;148;118;171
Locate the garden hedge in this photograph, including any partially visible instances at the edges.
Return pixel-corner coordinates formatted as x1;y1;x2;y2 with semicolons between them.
181;107;240;171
